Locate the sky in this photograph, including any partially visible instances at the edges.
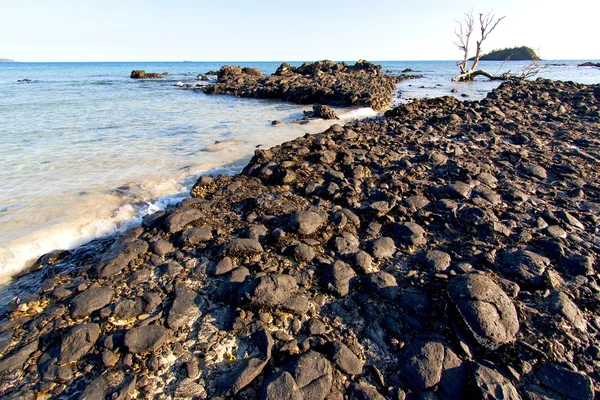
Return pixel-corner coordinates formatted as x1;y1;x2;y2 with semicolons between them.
1;0;598;62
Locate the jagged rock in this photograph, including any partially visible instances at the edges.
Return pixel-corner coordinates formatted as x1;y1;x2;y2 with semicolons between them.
180;226;213;246
364;271;398;301
220;238;264;257
263;371;303;400
164;208;202;233
370;237;396;258
390;222;427;246
312;105;339;120
399;341;445;390
219;326;273;396
124;325;167;354
130;70;163;79
238;274;298;308
71;286;114;318
448;274;519;349
471;363;520;400
325;261;356;296
59;323;100;364
0;339;38;373
331;341;364;375
167;286;201;330
285;350;333;400
290;211;324;235
536;364;594;400
423;250;451;271
497;248;550;287
97;239;149;278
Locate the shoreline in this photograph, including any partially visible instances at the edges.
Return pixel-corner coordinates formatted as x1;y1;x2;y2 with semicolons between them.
0;77;599;398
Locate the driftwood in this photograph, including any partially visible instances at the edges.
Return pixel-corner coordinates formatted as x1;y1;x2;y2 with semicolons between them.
452;11;540;82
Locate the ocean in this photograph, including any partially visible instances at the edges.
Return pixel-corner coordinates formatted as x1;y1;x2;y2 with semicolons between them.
0;60;599;284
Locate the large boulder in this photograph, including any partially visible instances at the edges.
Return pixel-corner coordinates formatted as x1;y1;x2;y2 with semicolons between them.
448;274;519;349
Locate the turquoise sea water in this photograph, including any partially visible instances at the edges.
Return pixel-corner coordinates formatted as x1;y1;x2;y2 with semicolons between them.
0;60;598;282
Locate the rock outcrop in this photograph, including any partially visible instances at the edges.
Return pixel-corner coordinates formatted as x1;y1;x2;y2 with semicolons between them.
195;60;420;111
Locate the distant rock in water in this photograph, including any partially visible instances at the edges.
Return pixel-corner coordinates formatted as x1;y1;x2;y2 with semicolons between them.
0;58;15;62
471;46;540;61
199;59;421;111
578;61;600;68
130;70;163;79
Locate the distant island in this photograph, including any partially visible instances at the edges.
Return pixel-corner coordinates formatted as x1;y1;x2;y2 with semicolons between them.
0;58;16;62
470;46;540;61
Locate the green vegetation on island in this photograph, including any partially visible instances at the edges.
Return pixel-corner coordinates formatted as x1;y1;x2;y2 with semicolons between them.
472;46;540;61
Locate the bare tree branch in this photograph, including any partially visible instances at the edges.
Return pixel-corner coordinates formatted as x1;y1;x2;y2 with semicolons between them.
451;11;539;82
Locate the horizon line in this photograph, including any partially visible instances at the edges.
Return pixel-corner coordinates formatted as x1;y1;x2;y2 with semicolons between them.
3;58;599;63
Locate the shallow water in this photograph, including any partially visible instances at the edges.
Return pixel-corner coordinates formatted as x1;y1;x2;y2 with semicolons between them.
0;60;598;283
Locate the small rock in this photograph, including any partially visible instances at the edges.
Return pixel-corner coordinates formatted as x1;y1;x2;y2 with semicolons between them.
59;323;100;364
71;286;114;318
370;237;396;258
290;210;324;235
167;286;201;330
423;250;451;271
331;341;364;375
220;238;263;257
124;325;167;354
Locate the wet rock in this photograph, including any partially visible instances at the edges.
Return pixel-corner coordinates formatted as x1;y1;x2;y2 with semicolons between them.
0;339;38;373
220;238;264;257
59;323;100;364
331;341;364;375
164;208;202;233
151;239;173;256
71;286;114;318
167;285;201;330
180;226;212;246
536;364;594;400
238;274;298;308
290;210;324;235
130;70;163;79
312;104;339;120
124;325;167;354
448;274;519;349
400;341;445;390
471;363;520;400
97;239;149;278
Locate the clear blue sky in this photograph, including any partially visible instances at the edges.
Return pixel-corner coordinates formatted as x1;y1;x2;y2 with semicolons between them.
1;0;597;62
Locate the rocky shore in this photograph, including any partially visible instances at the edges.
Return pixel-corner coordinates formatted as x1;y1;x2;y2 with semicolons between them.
1;78;600;399
195;60;420;111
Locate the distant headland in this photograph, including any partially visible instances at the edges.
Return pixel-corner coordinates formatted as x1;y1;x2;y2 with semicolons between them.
0;58;16;62
470;46;540;61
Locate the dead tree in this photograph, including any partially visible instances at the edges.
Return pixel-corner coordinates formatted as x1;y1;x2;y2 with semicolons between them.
453;11;505;81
